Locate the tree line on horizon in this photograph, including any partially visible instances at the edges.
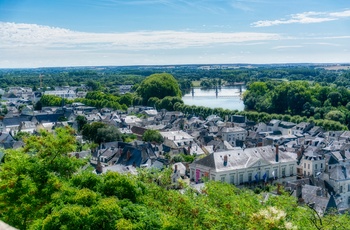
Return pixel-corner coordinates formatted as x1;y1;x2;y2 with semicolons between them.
2;66;350;130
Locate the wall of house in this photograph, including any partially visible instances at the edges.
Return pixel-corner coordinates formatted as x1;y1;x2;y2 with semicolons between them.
222;130;247;146
190;161;297;185
301;158;325;177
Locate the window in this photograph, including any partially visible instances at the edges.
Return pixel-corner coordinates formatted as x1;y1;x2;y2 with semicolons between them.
348;196;350;205
273;169;277;178
308;164;310;169
304;163;306;168
340;186;343;193
315;164;318;170
221;176;226;183
282;168;286;177
290;166;294;176
239;174;243;184
321;163;323;169
230;174;235;184
348;184;350;192
248;173;252;182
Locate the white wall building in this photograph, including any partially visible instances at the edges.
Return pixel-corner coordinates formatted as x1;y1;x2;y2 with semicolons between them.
220;126;247;147
190;146;297;185
44;90;76;99
300;152;325;177
160;130;195;150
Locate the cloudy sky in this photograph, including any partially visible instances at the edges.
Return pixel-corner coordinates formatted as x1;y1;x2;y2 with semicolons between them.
1;0;349;68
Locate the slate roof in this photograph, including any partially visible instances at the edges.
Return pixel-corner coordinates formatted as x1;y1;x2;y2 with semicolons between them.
193;146;296;173
35;113;64;123
329;165;350;181
3;116;31;127
0;133;14;143
301;184;337;216
278;121;296;129
117;146;143;167
220;126;246;133
102;165;138;175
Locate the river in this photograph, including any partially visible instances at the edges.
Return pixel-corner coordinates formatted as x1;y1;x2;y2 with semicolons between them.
182;86;246;111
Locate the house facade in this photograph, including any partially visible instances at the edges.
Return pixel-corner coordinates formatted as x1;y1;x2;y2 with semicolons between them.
189;146;297;185
300;152;325;177
220;126;247;147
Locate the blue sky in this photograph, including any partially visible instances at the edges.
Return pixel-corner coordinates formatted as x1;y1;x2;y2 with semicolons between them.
0;0;349;68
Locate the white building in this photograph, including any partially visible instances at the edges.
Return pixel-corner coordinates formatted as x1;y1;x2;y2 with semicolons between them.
300;152;325;177
160;130;194;149
44;90;76;99
190;146;297;185
220;126;247;147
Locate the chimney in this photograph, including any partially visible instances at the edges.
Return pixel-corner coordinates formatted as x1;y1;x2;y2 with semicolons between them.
223;155;228;166
187;146;191;155
174;164;178;173
275;144;279;162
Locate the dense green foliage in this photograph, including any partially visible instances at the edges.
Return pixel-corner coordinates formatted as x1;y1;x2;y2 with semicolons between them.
142;129;164;144
82;122;122;144
136;73;182;105
1;126;350;229
243;81;350;129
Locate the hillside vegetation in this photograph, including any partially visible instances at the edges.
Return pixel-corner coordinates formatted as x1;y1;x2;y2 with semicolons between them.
0;127;349;229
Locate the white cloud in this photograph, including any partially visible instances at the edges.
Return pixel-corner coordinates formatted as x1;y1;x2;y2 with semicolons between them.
272;45;303;50
0;22;282;50
329;10;350;17
303;42;340;47
251;9;350;27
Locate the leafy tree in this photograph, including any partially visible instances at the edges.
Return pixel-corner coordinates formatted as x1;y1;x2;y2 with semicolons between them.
136;73;182;105
76;115;87;132
0;127;85;229
13;131;31;141
81;122;106;143
157;96;184;111
327;91;342;107
142;130;164;144
0;105;8;116
86;80;101;91
97;172;143;202
119;93;134;107
95;125;122;144
325;110;346;123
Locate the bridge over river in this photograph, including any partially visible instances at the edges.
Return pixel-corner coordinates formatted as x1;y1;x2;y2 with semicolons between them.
190;84;245;98
182;84;246;111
